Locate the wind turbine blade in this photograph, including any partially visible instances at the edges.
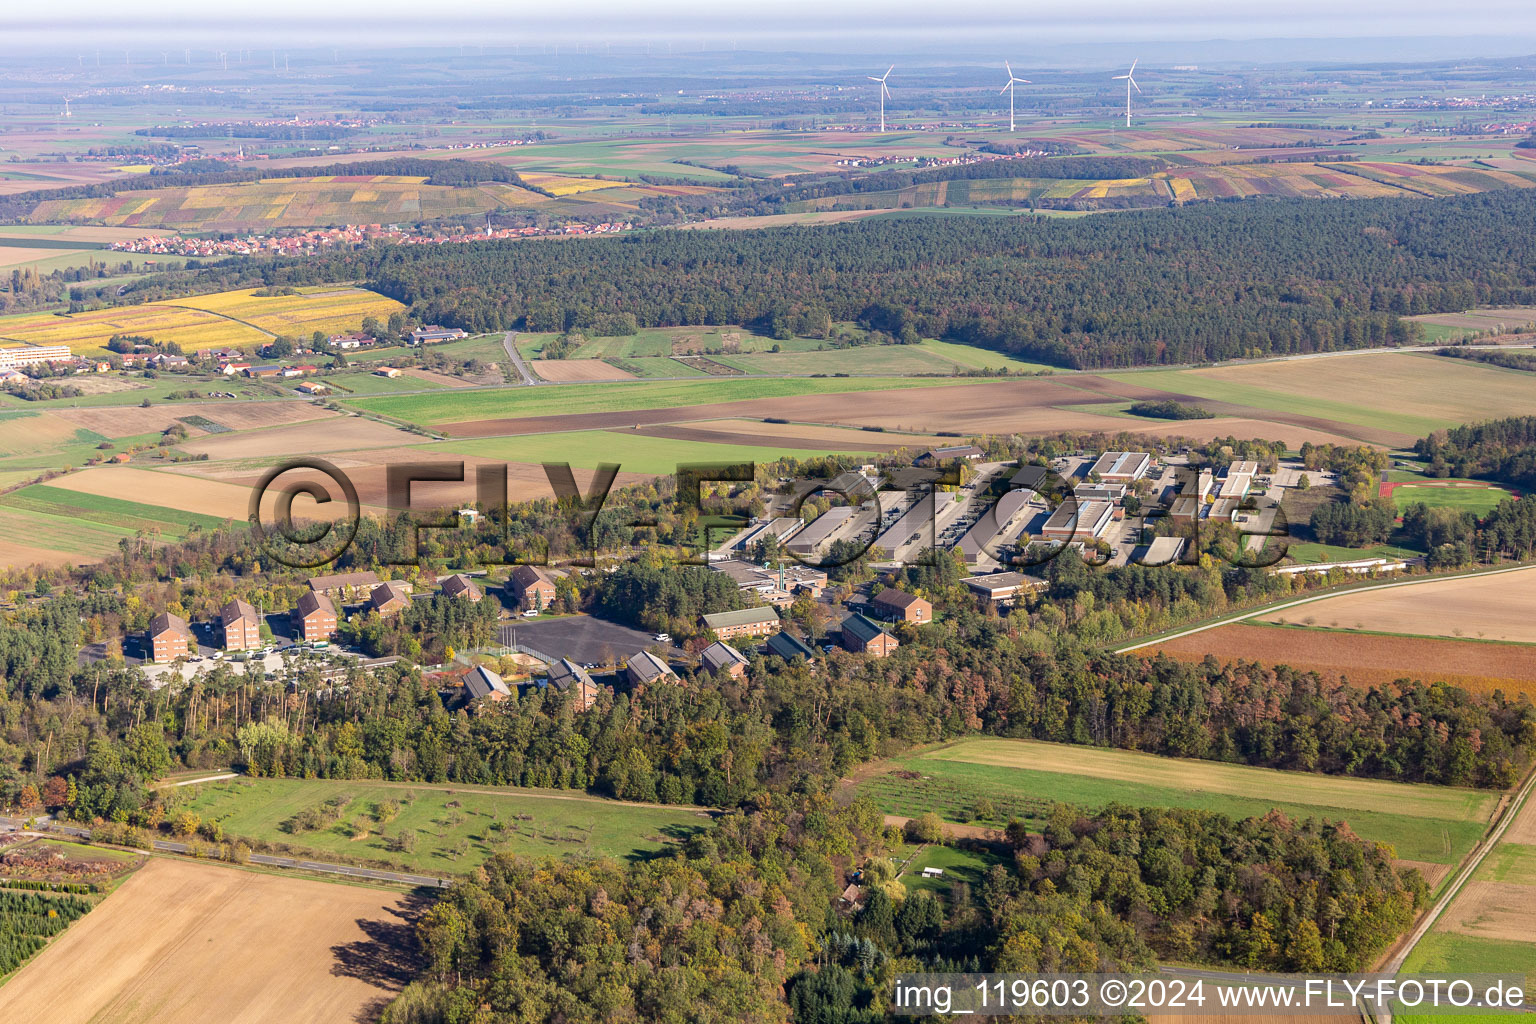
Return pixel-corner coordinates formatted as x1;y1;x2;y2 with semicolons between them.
1113;73;1128;80
1131;78;1142;94
1005;60;1013;77
1129;58;1138;74
867;76;881;82
883;83;891;99
1017;78;1031;84
885;65;894;78
1000;82;1012;94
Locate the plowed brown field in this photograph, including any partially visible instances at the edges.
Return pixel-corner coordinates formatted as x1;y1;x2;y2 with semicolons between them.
1147;623;1536;696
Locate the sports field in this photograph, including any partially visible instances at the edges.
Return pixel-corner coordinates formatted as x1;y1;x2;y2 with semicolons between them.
0;857;415;1024
170;776;711;872
1388;484;1516;514
861;737;1495;864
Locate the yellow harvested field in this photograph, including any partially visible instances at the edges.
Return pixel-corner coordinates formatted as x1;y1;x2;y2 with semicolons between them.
0;857;413;1024
1259;568;1536;643
1502;786;1536;846
0;410;96;456
399;366;475;388
0;304;265;354
521;173;628;196
0;246;92;270
51;466;255;520
1437;881;1536;942
167;286;406;338
700;417;947;448
529;359;636;381
1127;416;1366;449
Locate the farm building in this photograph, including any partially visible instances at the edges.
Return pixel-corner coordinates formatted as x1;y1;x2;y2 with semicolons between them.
870;586;931;623
509;565;557;610
146;612;191;663
962;572;1047;610
700;641;750;679
307;570;380;600
625;650;676;689
328;332;374;349
374;367;403;378
294;380;330;395
700;605;781;640
440;573;483;602
219;599;261;651
917;444;984;466
369;581;412;617
1089;451;1151;484
764;630;818;664
410;325;469;345
841;614;898;658
244;365;283;379
293;591;338;641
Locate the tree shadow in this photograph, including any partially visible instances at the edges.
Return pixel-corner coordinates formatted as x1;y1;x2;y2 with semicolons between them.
330;887;434;1020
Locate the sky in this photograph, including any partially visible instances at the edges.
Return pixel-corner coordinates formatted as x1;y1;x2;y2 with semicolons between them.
3;1;1536;57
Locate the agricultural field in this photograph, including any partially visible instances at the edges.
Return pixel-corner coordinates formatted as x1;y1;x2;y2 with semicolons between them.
861;737;1496;865
1109;351;1536;443
168;776;711;872
436;427;876;476
1149;623;1536;696
0;483;230;540
0;857;416;1024
1257;567;1536;644
166;286;406;339
1407;305;1536;341
1400;789;1536;1005
0;285;402;354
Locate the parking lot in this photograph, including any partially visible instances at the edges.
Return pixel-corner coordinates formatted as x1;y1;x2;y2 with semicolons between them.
498;614;673;666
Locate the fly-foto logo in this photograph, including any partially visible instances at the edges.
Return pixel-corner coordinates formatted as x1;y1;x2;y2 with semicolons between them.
247;458;1289;570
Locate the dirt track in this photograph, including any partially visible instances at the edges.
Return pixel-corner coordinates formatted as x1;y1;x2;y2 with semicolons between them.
0;857;420;1024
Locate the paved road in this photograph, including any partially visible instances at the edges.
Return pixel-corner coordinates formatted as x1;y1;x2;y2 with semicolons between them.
17;819;450;889
1112;560;1536;654
502;330;539;386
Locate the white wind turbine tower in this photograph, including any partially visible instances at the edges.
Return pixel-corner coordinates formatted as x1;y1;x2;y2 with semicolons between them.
1000;61;1030;132
1113;59;1140;128
867;65;893;132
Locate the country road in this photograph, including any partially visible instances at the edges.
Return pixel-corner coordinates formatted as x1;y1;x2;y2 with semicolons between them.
502;330;539;386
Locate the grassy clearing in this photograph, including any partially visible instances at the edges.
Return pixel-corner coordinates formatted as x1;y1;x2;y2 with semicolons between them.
915;338;1059;373
170;777;710;872
860;738;1494;865
1400;932;1536;985
898;843;1004;897
435;428;870;475
1283;541;1425;564
345;376;992;426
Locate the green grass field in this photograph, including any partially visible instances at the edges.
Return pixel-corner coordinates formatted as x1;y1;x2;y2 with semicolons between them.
345;376;994;427
1390;485;1515;515
435;428;873;475
862;738;1495;865
0;483;230;541
323;370;450;395
1283;541;1426;564
169;777;711;873
898;843;1004;896
1400;933;1536;990
1474;842;1536;885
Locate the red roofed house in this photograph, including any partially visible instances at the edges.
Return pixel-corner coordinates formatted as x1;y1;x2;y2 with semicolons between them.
219;598;261;651
147;612;191;663
293;591;337;642
870;586;932;624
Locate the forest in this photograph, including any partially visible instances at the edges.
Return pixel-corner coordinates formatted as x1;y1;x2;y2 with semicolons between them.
379;799;1420;1023
149;189;1536;369
1415;415;1536;490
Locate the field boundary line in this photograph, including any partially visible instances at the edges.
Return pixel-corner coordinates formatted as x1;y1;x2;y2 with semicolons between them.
1112;561;1536;654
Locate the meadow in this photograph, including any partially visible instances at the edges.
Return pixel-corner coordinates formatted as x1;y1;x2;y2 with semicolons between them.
1388;484;1516;514
345;375;994;427
861;737;1495;865
169;776;710;872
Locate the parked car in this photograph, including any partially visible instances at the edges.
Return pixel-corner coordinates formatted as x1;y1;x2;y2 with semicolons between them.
654;632;671;643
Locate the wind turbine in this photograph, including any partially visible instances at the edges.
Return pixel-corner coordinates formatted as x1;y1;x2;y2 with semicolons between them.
867;65;893;132
1113;59;1140;128
1000;61;1030;132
